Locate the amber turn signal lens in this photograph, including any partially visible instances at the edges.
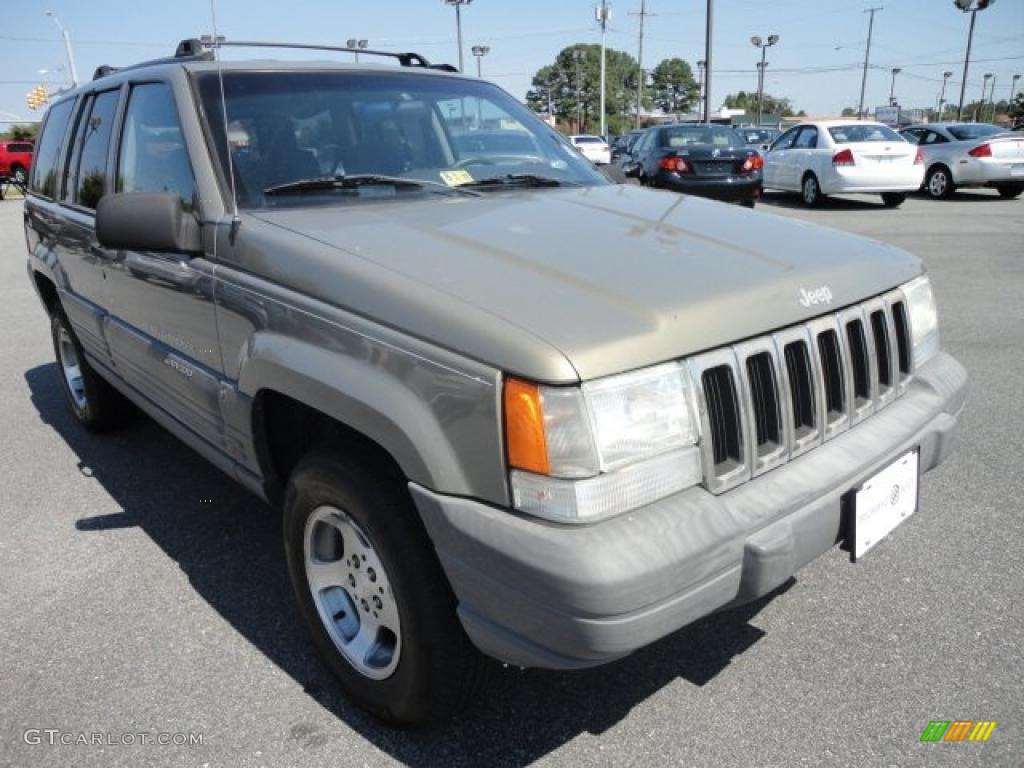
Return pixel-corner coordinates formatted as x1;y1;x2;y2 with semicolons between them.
504;378;551;475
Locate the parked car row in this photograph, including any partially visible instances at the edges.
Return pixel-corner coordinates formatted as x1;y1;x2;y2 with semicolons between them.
609;120;1022;208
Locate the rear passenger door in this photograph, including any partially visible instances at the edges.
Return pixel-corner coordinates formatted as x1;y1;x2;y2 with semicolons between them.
788;126;820;189
102;81;226;446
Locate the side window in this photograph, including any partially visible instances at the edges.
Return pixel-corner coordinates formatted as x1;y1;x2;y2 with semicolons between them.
117;83;195;207
794;127;818;149
901;129;922;145
636;130;654;153
28;99;75;198
923;130;948;145
73;90;120;209
770;127;798;152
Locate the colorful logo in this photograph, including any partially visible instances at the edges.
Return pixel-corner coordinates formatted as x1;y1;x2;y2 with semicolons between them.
920;720;997;742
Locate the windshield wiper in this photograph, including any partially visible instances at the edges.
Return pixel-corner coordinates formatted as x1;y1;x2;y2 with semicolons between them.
264;174;481;197
461;173;577;190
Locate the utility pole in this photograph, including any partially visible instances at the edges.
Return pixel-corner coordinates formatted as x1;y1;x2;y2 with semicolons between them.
857;7;882;120
629;0;652;128
703;0;713;123
596;1;610;138
573;49;584;133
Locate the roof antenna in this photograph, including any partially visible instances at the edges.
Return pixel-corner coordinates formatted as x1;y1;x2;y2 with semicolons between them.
206;0;240;240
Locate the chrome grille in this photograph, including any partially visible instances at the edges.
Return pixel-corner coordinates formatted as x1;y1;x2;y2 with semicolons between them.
691;289;913;494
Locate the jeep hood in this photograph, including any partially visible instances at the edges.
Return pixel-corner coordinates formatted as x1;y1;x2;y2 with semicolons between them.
250;185;920;382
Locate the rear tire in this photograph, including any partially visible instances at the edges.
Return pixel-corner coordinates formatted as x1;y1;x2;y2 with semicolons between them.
996;183;1023;200
925;165;955;199
50;312;133;431
12;164;27;186
801;173;822;208
283;450;491;727
881;192;907;208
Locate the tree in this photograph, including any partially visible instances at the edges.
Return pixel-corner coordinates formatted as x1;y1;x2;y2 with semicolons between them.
841;107;857;117
526;44;648;134
649;58;699;115
1;124;38;141
1009;92;1024;124
724;90;797;118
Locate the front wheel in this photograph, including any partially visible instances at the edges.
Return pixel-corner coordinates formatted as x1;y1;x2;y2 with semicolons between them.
881;192;907;208
12;165;27;185
996;183;1023;200
801;173;822;207
284;451;490;727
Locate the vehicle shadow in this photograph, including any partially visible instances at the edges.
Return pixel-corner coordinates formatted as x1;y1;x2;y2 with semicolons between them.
26;362;791;767
759;192;895;211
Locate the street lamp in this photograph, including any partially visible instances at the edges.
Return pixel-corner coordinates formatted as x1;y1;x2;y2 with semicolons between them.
1011;73;1022;112
44;11;79;86
980;72;992;121
572;49;584;133
953;0;997;121
889;67;902;106
750;34;779;126
938;71;953;119
595;1;610;138
470;45;489;78
697;59;705;118
443;0;473;73
346;38;368;63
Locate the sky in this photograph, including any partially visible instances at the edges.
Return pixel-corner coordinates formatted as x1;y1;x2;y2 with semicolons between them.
2;0;1022;126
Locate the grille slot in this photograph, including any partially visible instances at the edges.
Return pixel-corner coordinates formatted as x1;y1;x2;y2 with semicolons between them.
784;341;816;436
746;352;781;449
870;310;893;389
702;365;743;468
816;329;846;419
891;300;911;376
846;319;871;404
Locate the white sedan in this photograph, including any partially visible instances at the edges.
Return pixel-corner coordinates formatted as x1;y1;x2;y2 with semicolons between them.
570;135;612;165
763;121;924;207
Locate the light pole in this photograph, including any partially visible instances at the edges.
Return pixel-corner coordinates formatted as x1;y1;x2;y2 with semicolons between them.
938;70;953;119
889;67;902;106
1010;73;1022;116
857;7;882;120
750;34;779;126
596;1;610;138
979;72;992;121
954;0;997;121
703;0;713;123
346;38;368;62
443;0;473;73
470;45;489;78
697;60;705;119
44;11;79;86
986;73;997;122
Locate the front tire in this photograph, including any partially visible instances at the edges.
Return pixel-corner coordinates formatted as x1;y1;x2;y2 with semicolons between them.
925;165;955;199
881;192;907;207
801;173;822;207
12;165;27;186
284;451;489;727
51;312;132;431
996;183;1023;200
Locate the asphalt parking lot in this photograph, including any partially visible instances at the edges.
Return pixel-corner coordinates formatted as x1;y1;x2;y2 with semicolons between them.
1;188;1021;768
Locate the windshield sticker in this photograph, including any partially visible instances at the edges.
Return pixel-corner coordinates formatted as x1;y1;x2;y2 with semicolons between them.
440;170;474;187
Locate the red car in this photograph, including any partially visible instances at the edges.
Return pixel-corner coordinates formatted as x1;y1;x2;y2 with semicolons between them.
0;140;34;185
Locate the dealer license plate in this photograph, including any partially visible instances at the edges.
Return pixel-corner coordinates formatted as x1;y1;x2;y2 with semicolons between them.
850;450;919;561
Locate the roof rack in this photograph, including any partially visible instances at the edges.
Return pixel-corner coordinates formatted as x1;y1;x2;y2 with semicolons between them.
91;37;458;83
92;39;214;81
196;37;458;72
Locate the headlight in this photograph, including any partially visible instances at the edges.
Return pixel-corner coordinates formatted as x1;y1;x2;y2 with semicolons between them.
901;275;940;368
504;363;701;523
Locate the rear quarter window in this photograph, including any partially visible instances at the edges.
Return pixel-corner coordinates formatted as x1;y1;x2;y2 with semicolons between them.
7;143;34;153
29;99;76;198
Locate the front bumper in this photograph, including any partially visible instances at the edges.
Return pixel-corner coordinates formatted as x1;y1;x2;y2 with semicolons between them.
411;352;967;670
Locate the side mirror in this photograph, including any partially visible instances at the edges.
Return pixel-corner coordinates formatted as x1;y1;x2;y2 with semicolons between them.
96;192;202;253
623;162;642;178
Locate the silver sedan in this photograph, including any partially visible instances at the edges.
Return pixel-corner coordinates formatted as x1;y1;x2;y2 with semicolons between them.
901;123;1024;200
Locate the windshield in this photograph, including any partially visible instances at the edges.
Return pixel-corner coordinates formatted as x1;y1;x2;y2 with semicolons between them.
828;124;903;143
947;123;1007;141
196;70;606;208
661;125;743;148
